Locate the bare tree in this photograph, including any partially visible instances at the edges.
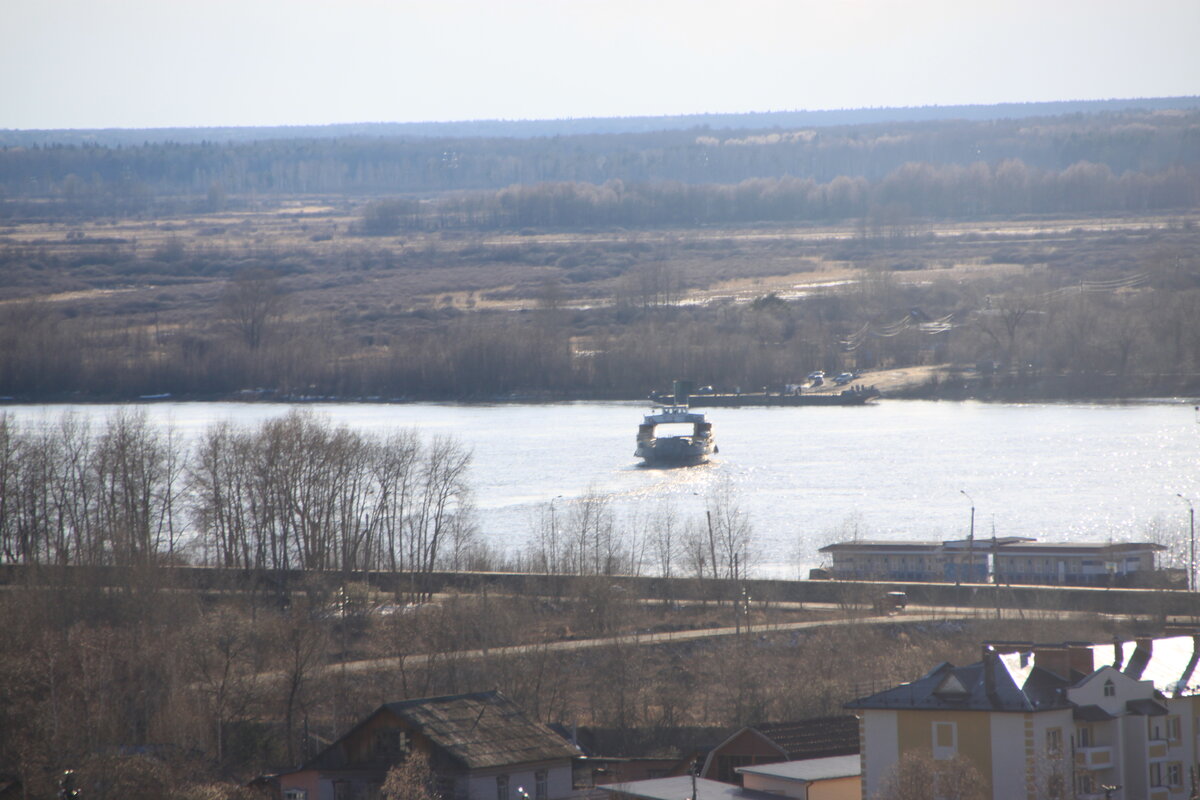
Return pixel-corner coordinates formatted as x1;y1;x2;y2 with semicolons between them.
221;268;286;351
877;751;986;800
381;751;439;800
706;478;755;581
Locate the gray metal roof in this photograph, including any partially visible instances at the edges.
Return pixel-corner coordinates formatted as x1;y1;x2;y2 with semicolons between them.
736;755;861;782
994;542;1165;553
818;540;942;552
597;776;779;800
847;636;1200;717
845;655;1073;713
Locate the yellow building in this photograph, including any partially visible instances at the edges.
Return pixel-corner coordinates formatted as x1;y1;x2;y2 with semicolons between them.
847;636;1200;800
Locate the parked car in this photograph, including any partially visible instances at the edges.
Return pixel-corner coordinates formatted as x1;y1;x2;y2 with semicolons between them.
806;370;825;380
834;372;854;385
873;591;908;614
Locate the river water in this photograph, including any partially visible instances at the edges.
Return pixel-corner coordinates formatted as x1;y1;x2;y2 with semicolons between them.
5;400;1199;576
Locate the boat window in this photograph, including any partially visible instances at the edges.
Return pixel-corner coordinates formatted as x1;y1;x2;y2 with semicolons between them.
651;422;697;438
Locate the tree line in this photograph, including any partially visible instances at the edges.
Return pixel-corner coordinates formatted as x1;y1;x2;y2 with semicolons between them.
0;409;761;584
3;236;1198;403
0;410;474;583
6;96;1193;149
2;108;1197;217
0;549;1118;798
363;159;1199;233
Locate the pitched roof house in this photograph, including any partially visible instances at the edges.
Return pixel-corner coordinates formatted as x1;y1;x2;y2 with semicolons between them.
700;716;860;783
279;691;580;800
847;635;1200;800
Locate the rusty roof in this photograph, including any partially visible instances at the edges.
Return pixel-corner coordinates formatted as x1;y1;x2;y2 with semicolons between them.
749;717;860;760
303;690;579;773
382;691;580;770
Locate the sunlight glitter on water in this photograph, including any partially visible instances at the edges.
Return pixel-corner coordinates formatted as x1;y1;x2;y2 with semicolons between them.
5;399;1199;578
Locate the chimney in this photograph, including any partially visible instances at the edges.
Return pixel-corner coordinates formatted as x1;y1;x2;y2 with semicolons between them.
1066;642;1095;678
1112;636;1124;670
1125;636;1154;679
1033;644;1071;680
981;646;997;699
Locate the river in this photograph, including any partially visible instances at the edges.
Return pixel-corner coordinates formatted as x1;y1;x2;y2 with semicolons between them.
4;399;1199;576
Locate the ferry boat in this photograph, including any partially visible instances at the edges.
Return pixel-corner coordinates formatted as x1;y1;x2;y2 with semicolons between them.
634;384;717;466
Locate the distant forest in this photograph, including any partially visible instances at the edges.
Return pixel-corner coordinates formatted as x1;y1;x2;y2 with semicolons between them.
2;103;1198;226
3;95;1198;147
2;100;1200;403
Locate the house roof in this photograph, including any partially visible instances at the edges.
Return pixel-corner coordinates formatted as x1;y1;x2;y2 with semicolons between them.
848;636;1200;717
382;691;580;770
1073;705;1115;722
819;540;942;553
1091;635;1200;696
845;654;1073;713
305;691;579;772
736;755;861;782
748;717;860;760
994;542;1165;554
597;776;778;800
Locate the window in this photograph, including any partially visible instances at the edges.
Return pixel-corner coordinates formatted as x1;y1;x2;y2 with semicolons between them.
1103;679;1115;697
284;791;308;800
1046;727;1062;756
535;771;548;800
1077;725;1092;748
497;775;509;800
374;728;409;761
1167;715;1182;742
1150;762;1163;788
1168;762;1183;788
932;721;957;760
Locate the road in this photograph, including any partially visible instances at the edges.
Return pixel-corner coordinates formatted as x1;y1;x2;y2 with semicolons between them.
287;609;971;684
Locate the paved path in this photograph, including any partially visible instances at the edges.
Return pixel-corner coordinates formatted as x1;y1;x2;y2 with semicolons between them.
308;610;972;681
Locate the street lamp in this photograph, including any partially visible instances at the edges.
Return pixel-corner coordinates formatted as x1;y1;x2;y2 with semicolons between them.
1177;493;1195;592
960;490;976;583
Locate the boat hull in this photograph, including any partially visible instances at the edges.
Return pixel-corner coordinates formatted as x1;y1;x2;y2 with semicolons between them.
635;435;715;466
635;403;716;467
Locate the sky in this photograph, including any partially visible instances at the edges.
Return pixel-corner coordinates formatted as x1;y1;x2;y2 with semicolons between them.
2;0;1198;131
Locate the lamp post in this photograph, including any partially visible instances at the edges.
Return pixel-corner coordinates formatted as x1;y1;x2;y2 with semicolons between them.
1177;493;1195;592
961;490;976;584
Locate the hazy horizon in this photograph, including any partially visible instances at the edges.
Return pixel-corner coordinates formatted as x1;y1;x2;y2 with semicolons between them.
3;0;1198;131
5;95;1199;135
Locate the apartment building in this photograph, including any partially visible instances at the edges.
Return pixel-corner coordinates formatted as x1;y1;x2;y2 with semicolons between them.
846;635;1200;800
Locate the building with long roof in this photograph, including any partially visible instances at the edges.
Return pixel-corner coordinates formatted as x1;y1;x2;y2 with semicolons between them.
819;538;1165;586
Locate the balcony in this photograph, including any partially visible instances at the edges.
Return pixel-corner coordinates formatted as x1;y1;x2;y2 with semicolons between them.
1075;745;1114;770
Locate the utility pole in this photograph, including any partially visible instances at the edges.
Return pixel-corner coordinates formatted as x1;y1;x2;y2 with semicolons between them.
1177;494;1195;592
961;490;975;583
